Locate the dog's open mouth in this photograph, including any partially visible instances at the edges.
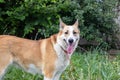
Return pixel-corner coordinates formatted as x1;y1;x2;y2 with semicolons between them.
66;43;75;54
63;39;76;54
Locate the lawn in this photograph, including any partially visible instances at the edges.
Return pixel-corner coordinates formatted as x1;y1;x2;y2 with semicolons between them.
3;50;120;80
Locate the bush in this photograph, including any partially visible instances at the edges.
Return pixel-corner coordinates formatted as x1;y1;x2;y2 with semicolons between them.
0;0;118;49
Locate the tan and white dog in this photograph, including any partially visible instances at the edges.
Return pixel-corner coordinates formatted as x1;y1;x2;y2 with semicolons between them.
0;19;80;80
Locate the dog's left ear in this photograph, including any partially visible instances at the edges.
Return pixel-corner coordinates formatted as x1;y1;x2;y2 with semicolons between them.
73;19;79;27
59;18;66;30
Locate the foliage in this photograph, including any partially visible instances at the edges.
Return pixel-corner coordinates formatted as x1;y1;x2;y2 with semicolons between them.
0;0;61;39
3;51;120;80
61;51;120;80
0;0;118;49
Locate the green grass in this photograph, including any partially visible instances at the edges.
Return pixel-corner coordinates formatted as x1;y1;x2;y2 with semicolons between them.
4;50;120;80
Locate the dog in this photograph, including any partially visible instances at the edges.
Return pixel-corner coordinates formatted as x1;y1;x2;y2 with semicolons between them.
0;19;80;80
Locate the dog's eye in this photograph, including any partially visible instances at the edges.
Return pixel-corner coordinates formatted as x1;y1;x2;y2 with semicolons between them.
73;31;77;34
65;31;68;34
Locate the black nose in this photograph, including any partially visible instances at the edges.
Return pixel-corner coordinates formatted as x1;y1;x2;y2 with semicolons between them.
68;39;74;44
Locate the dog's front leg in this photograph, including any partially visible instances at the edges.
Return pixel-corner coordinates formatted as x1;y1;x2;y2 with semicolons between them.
43;71;55;80
52;72;62;80
44;71;62;80
44;77;53;80
44;74;61;80
43;66;55;80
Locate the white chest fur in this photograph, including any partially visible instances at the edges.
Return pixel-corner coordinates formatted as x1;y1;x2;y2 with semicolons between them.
55;54;70;72
54;44;70;72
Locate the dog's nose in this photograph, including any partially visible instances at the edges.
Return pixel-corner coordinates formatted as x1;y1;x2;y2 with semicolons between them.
68;39;74;44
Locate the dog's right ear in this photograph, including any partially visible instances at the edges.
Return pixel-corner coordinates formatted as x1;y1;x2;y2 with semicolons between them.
59;18;66;30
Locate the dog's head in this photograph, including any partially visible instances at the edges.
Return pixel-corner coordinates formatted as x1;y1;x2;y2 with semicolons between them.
57;19;80;55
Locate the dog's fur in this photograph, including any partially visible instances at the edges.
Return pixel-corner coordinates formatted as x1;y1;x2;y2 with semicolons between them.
0;19;80;80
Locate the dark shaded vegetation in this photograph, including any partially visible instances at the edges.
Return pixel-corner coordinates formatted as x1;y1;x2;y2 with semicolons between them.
0;0;118;50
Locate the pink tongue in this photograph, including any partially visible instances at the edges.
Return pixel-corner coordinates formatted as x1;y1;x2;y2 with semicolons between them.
67;44;74;54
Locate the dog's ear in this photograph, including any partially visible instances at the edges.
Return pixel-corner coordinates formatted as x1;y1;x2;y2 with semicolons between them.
59;18;66;30
73;19;79;27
